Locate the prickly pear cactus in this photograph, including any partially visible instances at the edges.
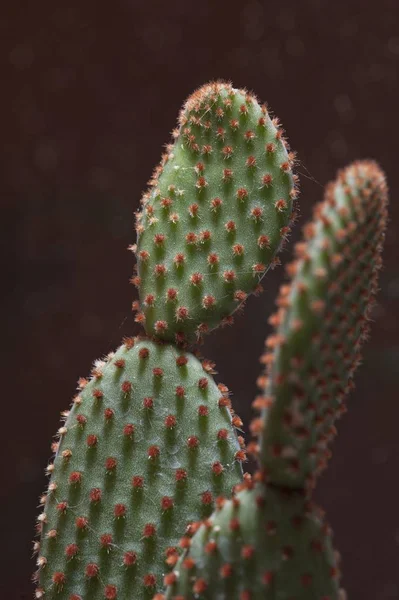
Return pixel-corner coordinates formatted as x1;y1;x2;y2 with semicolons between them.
34;338;244;600
134;81;298;344
164;483;342;600
252;160;388;490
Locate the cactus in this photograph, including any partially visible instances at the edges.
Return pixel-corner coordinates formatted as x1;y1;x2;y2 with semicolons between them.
133;81;298;344
34;339;244;599
33;78;388;600
164;160;387;599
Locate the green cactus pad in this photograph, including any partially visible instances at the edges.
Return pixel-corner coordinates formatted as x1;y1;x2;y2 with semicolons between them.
35;338;243;600
164;483;342;600
252;160;388;489
134;81;297;344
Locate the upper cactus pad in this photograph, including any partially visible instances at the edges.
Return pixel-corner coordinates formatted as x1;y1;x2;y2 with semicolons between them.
164;483;342;600
252;160;388;489
134;81;297;344
35;339;243;600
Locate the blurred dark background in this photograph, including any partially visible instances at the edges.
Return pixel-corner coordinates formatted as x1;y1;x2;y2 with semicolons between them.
2;0;399;598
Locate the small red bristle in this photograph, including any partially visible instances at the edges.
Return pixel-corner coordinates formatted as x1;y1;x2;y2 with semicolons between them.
190;272;203;285
164;414;177;428
75;516;88;530
207;252;219;266
161;496;174;510
152;367;164;377
100;534;113;549
65;543;79;558
258;235;270;250
223;168;233;181
196;176;207;189
114;504;126;518
154;264;167;277
154;320;168;334
193;579;207;594
200;230;211;243
143;574;157;587
212;461;224;475
85;563;99;578
186;232;198;244
123;423;134;437
86;434;98;447
104;407;114;420
189;203;199;217
236;187;248;201
217;428;229;440
143;523;156;538
105;457;117;471
123;551;137;566
232;415;243;427
148;445;160;459
244;130;255;141
175;468;187;481
143;396;154;409
223;269;236;282
220;563;233;578
241;545;255;559
187;435;199;448
198;377;208;389
176;306;189;321
251;207;263;220
176;385;185;398
201;491;213;505
164;573;177;586
139;347;149;359
90;488;102;503
275;198;288;211
225;220;236;232
56;501;68;513
104;584;117;599
52;572;66;586
205;540;217;554
230;518;240;531
176;355;188;367
132;476;144;488
222;145;234;158
233;243;244;256
154;233;166;246
69;471;82;484
174;253;185;267
211;197;222;210
76;414;87;426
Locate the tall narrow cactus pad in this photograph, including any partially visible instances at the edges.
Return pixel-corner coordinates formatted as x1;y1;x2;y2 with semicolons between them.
134;81;297;343
164;483;342;600
35;339;243;600
253;160;388;489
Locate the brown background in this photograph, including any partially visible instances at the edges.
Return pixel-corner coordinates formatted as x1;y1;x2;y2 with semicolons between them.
2;0;399;598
